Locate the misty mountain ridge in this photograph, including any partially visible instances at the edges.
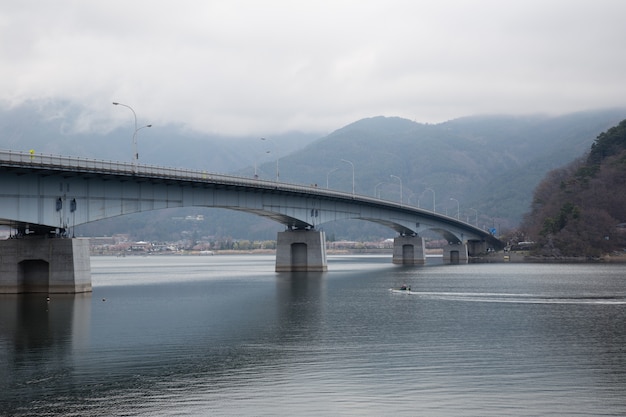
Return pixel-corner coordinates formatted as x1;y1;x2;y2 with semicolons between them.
262;110;625;226
1;101;625;241
0;100;321;173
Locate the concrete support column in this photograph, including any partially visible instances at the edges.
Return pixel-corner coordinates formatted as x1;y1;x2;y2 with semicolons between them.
392;235;426;265
0;238;92;293
442;242;469;264
275;229;327;272
467;240;487;257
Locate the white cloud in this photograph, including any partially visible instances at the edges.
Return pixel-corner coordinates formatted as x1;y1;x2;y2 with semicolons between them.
2;0;626;136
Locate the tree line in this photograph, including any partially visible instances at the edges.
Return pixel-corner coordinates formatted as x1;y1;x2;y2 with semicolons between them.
518;119;626;258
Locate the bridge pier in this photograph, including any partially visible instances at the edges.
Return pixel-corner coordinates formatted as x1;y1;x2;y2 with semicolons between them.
442;242;469;264
392;235;426;265
275;229;327;272
0;238;92;293
467;240;488;257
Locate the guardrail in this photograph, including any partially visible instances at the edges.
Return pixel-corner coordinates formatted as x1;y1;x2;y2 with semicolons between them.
0;149;489;234
0;148;362;201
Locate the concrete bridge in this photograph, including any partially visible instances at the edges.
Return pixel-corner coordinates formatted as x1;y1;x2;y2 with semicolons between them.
0;149;502;293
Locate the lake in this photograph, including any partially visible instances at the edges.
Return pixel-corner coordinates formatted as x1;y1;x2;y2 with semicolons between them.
1;255;625;416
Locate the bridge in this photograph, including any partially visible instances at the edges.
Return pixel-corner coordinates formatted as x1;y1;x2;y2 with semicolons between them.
0;149;502;293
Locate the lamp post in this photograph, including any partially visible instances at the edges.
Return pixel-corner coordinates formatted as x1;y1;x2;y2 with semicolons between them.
374;182;385;198
253;147;260;178
113;102;151;170
326;167;339;189
450;197;460;219
469;208;478;226
261;137;279;181
425;187;436;213
390;175;402;205
340;159;355;195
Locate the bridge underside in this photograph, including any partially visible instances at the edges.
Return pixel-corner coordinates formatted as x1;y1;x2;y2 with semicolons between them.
0;202;497;286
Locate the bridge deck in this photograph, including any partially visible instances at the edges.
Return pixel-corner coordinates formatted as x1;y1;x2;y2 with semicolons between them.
0;149;501;248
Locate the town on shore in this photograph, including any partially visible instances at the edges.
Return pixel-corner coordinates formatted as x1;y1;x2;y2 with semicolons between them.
88;234;626;263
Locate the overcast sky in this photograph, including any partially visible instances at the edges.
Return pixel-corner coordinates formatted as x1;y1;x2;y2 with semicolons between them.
2;0;626;136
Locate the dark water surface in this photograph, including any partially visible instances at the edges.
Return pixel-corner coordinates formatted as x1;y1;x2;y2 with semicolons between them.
1;255;625;416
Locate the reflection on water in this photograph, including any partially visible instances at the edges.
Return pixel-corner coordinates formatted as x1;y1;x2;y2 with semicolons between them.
274;272;325;342
0;292;91;355
0;256;625;416
0;292;91;414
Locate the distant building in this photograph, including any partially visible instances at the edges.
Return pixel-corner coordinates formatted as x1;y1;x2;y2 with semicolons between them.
130;241;152;252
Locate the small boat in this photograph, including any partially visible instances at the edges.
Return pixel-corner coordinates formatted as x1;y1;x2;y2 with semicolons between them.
389;285;413;294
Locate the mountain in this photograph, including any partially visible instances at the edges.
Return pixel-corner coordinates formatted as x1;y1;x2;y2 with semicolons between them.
2;101;625;242
253;110;625;230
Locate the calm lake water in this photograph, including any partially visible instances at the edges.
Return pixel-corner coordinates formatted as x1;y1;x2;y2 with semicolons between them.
1;255;625;416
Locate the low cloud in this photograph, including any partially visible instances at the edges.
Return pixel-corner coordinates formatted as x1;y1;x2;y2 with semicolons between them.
2;0;625;136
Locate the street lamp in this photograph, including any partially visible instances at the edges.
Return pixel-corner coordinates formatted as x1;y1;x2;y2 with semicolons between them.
253;146;260;178
340;159;354;195
113;102;151;170
450;197;460;219
326;167;339;189
390;175;402;205
374;182;385;198
425;188;436;213
469;208;478;226
261;137;279;181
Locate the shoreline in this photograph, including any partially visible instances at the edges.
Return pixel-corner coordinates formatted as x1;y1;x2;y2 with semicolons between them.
473;251;626;263
91;248;626;263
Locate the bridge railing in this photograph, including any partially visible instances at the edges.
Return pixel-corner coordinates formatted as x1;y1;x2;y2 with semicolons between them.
0;148;358;193
0;148;361;198
0;149;132;174
0;149;489;234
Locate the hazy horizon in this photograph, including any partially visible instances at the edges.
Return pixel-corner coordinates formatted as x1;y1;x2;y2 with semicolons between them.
2;1;626;137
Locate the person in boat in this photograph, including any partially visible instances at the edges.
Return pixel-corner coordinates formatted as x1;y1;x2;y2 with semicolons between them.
400;284;407;290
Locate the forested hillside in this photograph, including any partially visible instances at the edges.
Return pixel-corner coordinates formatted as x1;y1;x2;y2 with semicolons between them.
520;120;626;257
